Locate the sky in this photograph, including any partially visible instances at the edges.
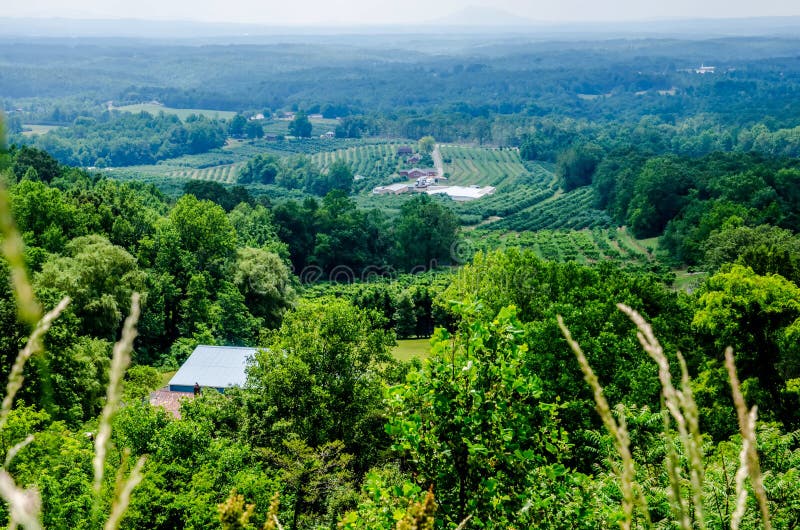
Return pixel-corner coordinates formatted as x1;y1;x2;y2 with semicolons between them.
2;0;800;26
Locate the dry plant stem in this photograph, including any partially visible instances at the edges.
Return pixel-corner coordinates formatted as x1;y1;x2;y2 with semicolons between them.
93;293;140;496
557;315;638;530
4;436;34;468
617;303;705;530
0;470;41;530
0;297;70;432
103;455;146;530
453;515;472;530
724;348;771;530
730;412;753;530
0;188;41;325
677;351;706;528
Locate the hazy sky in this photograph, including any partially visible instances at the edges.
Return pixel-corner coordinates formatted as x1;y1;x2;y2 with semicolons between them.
2;0;800;25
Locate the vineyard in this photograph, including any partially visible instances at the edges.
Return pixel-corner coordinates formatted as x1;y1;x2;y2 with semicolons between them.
163;163;245;183
311;142;407;179
489;186;614;231
440;145;528;186
455;161;559;224
472;227;654;266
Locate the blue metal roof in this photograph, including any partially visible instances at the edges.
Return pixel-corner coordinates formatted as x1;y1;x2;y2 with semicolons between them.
168;345;257;391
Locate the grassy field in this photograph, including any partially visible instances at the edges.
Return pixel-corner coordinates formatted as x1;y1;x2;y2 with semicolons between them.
673;270;708;293
392;338;431;362
160;371;176;387
113;104;237;121
21;124;63;136
254;117;341;138
440;145;528;186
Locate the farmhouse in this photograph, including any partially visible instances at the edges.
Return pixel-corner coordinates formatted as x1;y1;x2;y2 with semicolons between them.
396;146;413;156
150;345;256;416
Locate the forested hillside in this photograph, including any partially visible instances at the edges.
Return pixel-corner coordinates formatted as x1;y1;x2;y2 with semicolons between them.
2;27;800;529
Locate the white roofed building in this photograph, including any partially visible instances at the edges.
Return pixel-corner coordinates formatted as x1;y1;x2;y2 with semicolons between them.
167;345;256;393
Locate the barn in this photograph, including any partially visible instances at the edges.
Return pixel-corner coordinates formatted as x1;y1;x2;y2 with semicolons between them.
168;345;257;393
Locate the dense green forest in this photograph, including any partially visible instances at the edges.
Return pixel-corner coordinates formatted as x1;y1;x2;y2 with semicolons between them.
1;27;800;529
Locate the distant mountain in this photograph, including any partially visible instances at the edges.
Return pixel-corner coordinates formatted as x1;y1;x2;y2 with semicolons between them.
430;6;537;27
1;14;800;40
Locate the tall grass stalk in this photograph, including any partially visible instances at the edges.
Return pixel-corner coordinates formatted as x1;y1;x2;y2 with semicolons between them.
0;187;42;326
724;348;771;530
557;315;643;530
617;303;705;530
104;450;146;530
0;470;41;530
0;297;70;432
93;293;141;496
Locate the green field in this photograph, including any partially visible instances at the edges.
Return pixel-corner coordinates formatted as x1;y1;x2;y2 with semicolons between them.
21;124;63;136
392;338;431;362
160;371;176;387
113;104;237;121
261;117;341;138
440;145;528;186
673;270;708;292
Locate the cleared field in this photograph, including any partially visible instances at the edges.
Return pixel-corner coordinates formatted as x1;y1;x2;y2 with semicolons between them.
673;270;708;293
392;338;431;362
440;145;528;186
311;142;406;179
21;124;63;136
113;104;237;121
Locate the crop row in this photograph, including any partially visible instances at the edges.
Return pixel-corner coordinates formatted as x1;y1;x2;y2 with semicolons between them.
311;142;406;179
440;145;527;186
473;228;652;266
457;162;560;221
490;187;614;232
166;163;243;183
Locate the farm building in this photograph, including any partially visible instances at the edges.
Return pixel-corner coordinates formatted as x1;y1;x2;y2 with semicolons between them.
396;146;413;156
399;168;438;178
168;345;256;392
695;64;716;74
149;345;257;417
426;185;496;201
373;183;410;195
